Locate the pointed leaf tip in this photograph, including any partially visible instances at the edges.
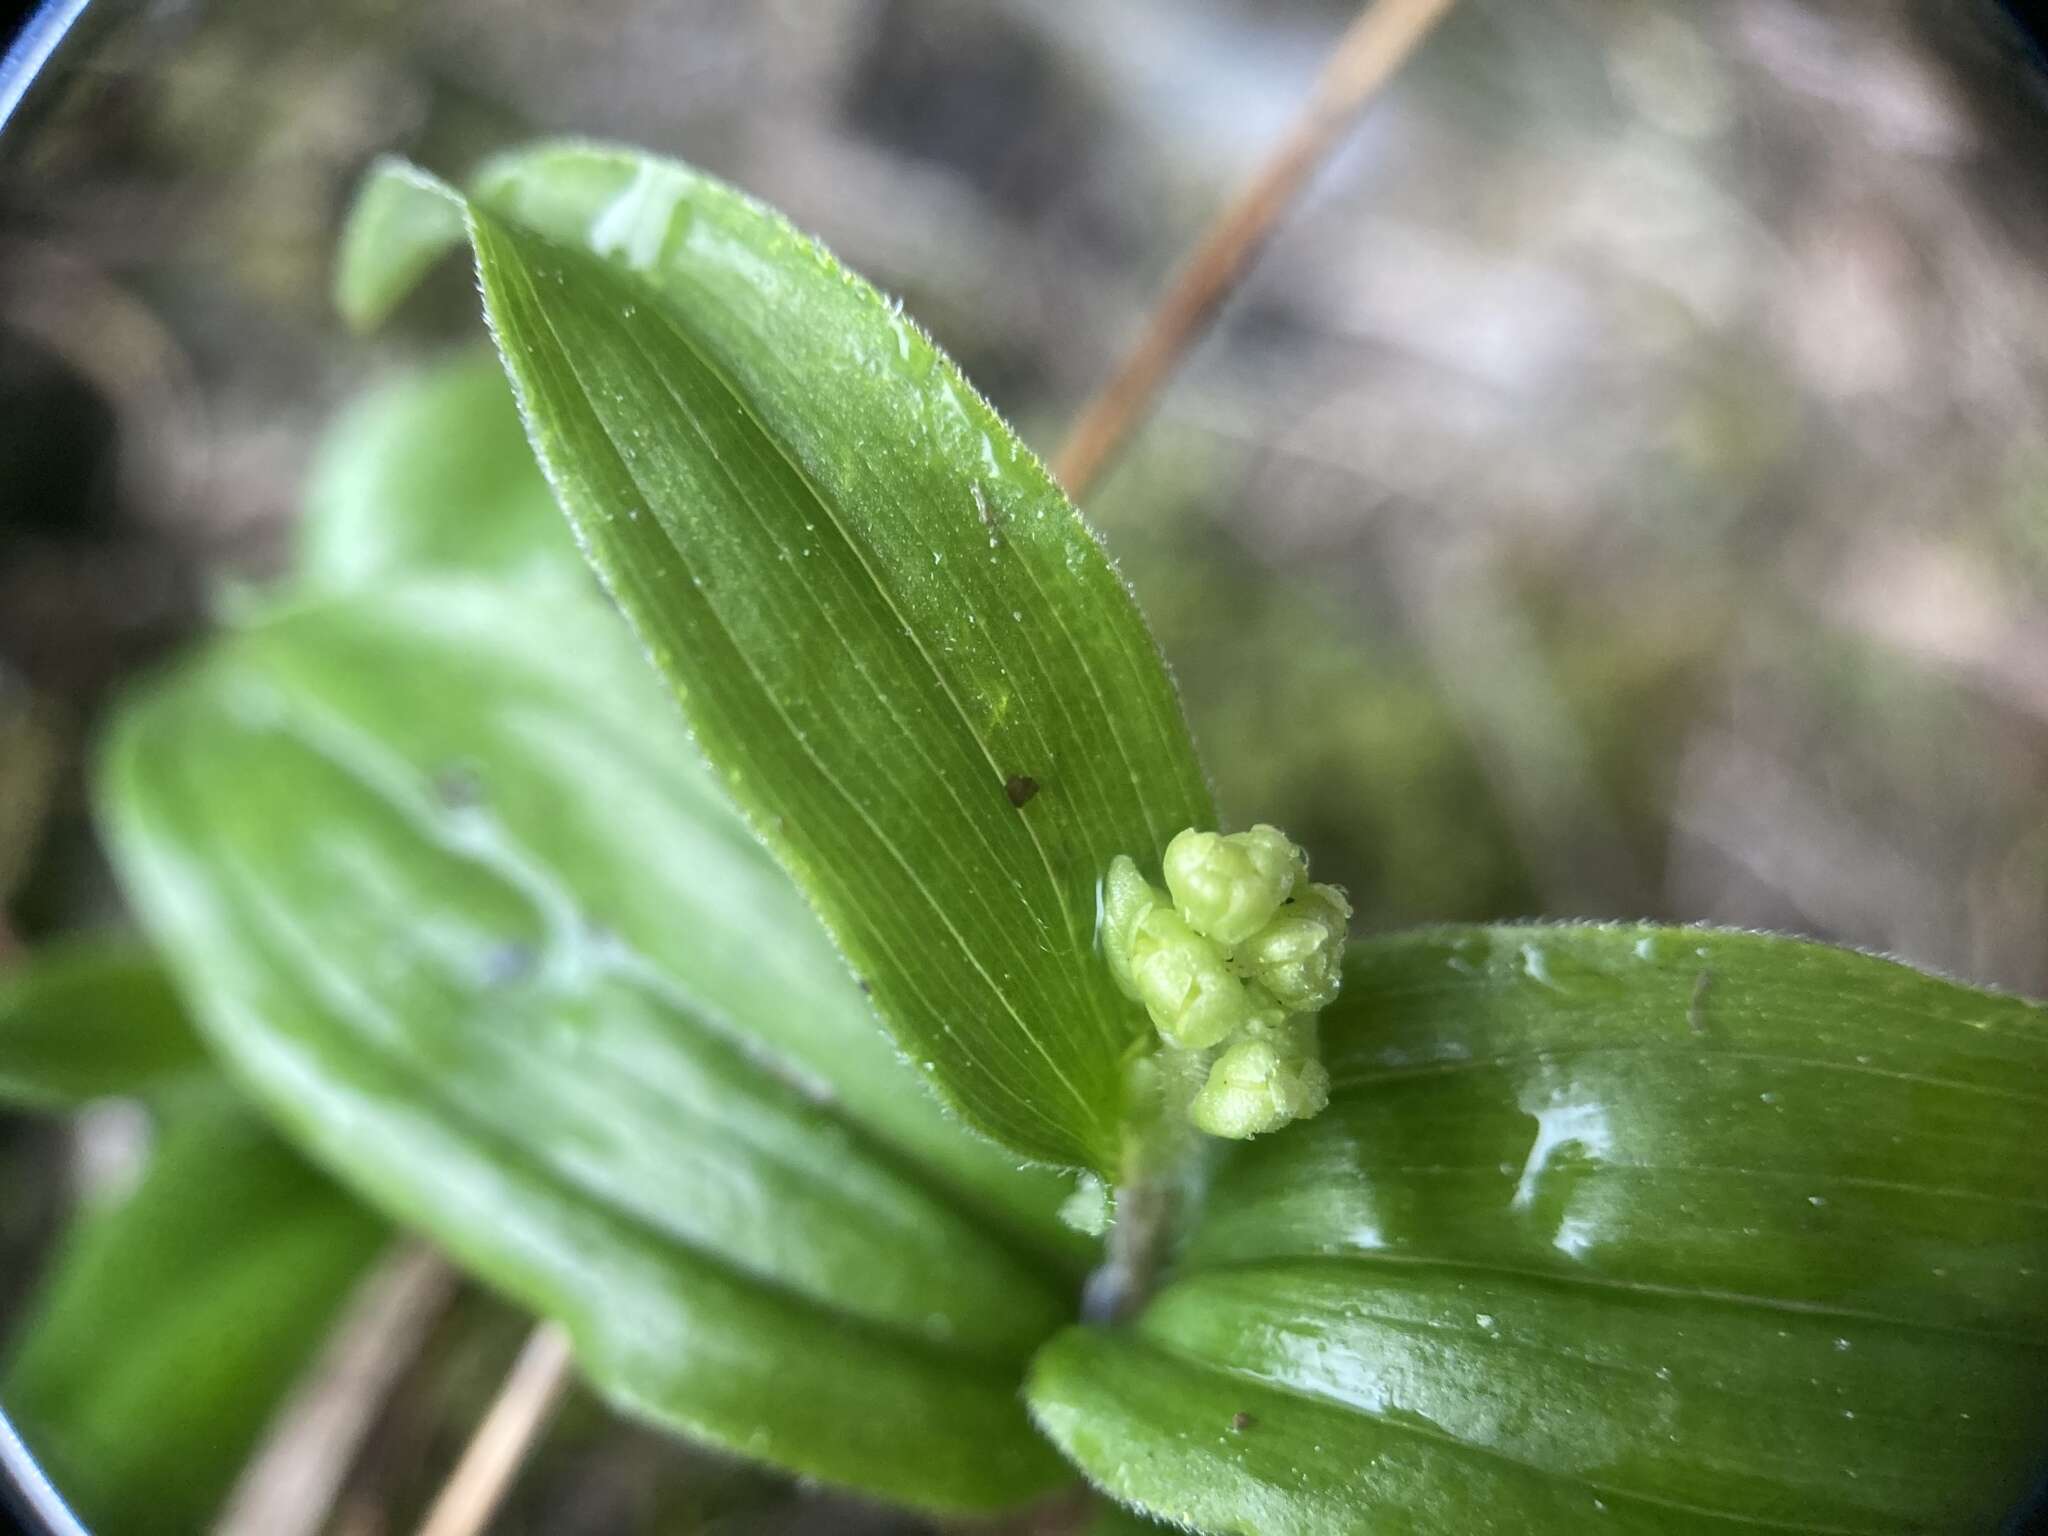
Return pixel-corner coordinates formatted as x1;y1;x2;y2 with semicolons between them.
333;157;466;333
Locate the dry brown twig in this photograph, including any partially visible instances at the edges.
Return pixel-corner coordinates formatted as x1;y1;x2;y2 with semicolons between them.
0;238;209;527
397;4;1456;1528
217;1244;459;1536
1052;0;1460;501
413;1322;575;1536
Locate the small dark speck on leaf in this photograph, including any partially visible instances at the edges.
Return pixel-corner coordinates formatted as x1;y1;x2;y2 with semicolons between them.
1231;1411;1255;1432
434;765;484;809
481;942;535;987
1005;774;1039;808
856;976;872;995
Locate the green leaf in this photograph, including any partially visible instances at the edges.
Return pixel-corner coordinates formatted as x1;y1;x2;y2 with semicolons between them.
0;939;211;1108
4;1098;385;1534
99;575;1083;1512
298;348;579;593
1028;925;2048;1533
333;157;467;333
339;143;1215;1171
290;341;1079;1263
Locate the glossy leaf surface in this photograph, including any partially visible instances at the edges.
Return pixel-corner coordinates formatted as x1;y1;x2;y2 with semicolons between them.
0;939;210;1108
1030;925;2048;1533
340;143;1215;1170
3;1099;385;1534
101;577;1081;1512
298;347;576;592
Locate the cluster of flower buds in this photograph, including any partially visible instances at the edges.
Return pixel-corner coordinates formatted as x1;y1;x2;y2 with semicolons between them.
1101;825;1349;1139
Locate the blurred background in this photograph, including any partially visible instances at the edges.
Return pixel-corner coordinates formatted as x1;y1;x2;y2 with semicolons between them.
4;0;2048;1529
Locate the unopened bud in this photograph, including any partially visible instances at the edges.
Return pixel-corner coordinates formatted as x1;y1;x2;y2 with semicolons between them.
1191;1032;1331;1140
1100;854;1165;1001
1102;825;1342;1141
1235;882;1351;1012
1124;905;1262;1050
1162;825;1306;945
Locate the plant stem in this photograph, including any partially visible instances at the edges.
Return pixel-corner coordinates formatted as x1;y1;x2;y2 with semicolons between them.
1052;0;1460;501
1087;1049;1209;1323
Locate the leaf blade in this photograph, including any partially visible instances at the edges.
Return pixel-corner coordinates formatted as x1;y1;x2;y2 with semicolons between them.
0;939;211;1108
449;143;1212;1170
1028;924;2048;1533
333;157;466;333
99;577;1081;1511
297;348;577;593
4;1100;386;1535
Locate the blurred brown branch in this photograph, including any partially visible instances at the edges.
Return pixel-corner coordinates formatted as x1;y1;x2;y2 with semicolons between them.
1052;0;1459;500
218;1244;459;1536
414;1321;575;1536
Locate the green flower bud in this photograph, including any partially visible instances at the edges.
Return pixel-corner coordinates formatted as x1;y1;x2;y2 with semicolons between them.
1192;1031;1331;1140
1125;905;1262;1050
1099;854;1165;1002
1103;826;1339;1142
1162;825;1305;945
1234;881;1352;1012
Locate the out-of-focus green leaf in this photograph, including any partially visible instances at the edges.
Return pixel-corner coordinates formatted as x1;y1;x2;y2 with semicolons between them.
290;349;1077;1262
100;575;1084;1513
0;940;210;1108
3;1098;385;1535
1029;925;2048;1533
333;157;468;333
298;348;577;593
335;143;1214;1172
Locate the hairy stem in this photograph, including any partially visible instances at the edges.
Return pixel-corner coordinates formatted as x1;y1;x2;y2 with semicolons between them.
1086;1049;1210;1323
